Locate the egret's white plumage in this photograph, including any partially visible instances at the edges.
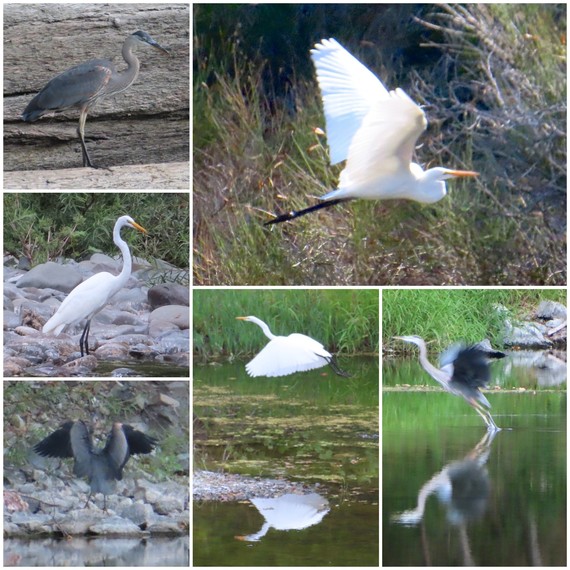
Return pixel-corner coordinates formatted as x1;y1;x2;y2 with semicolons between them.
42;215;147;355
266;38;478;225
236;316;339;378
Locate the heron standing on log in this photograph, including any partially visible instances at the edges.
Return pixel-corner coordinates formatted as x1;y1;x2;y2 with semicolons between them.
22;31;170;168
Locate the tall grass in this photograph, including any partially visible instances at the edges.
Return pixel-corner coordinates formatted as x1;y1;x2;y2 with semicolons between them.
383;289;566;350
193;5;565;286
193;289;379;359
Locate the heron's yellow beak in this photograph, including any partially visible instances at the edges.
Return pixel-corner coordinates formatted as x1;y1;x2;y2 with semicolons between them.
236;317;247;321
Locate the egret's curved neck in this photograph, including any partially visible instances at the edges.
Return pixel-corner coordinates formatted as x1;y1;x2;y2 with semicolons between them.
114;224;132;281
249;317;275;340
109;36;141;95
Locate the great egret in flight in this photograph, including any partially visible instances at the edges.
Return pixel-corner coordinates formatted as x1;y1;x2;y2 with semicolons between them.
42;215;147;356
236;315;349;378
33;420;157;510
394;335;505;431
266;38;478;225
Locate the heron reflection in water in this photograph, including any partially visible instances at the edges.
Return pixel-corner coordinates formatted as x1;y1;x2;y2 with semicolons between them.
394;336;505;431
33;420;157;510
22;31;170;168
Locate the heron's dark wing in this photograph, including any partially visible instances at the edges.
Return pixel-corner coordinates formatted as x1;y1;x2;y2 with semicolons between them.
122;425;158;455
69;421;95;478
451;346;491;389
33;421;75;458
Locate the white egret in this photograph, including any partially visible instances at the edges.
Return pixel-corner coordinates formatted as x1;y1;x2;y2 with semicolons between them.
236;316;349;378
395;335;505;431
266;38;478;225
42;215;147;356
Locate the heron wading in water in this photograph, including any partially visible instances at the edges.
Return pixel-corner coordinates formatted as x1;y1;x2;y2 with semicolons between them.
22;31;170;168
395;336;505;432
33;420;157;510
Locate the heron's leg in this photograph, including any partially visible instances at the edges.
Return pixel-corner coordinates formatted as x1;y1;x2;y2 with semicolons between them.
79;320;91;357
472;402;500;432
78;108;95;168
83;491;93;508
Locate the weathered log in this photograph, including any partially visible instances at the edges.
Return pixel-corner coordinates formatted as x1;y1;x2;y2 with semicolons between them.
3;162;189;190
4;3;189;179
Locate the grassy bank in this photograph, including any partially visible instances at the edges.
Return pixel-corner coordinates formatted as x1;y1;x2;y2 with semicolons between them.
193;4;565;286
383;289;566;350
193;289;379;359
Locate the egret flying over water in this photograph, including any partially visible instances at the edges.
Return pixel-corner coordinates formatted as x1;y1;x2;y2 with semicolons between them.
266;38;478;225
236;315;349;378
395;335;505;431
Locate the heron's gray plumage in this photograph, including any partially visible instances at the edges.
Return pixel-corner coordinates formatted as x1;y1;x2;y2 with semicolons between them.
34;420;157;506
22;31;169;168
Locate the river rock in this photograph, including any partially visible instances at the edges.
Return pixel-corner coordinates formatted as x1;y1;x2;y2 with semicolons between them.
148;284;189;308
16;261;83;292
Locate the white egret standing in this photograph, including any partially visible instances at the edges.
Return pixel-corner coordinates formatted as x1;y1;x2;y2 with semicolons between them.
395;335;504;431
42;215;147;356
266;38;478;225
236;316;349;378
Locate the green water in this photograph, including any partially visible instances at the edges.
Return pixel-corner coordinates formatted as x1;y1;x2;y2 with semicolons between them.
193;357;379;566
383;356;566;566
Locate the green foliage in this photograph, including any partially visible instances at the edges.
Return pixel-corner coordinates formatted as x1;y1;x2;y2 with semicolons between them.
193;289;379;358
383;289;566;349
3;193;189;272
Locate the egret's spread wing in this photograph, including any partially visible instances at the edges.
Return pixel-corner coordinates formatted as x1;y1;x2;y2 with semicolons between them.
339;89;426;191
311;38;389;165
246;337;329;378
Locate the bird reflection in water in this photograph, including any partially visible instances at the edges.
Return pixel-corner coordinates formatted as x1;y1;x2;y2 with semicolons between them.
391;430;499;565
235;493;330;542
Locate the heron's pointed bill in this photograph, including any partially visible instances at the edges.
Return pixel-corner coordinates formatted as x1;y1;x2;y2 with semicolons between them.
236;317;247;321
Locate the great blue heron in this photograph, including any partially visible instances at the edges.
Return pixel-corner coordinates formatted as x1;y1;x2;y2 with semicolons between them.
42;215;147;357
22;31;170;168
33;420;157;510
394;335;505;431
236;315;350;377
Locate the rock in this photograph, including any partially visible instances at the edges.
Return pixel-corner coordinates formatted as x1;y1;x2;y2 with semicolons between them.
503;321;553;348
16;262;83;292
148;284;189;309
536;301;567;320
149;305;189;329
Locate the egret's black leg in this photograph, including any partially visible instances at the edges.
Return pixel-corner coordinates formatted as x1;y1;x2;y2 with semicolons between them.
264;198;353;225
325;355;351;378
84;491;93;508
80;320;91;356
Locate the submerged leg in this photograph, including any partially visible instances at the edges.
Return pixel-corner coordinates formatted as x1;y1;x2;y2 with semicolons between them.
471;402;500;432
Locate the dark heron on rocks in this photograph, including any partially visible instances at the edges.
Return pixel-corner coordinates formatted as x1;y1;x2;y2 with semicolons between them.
33;420;157;509
22;31;170;168
394;336;505;432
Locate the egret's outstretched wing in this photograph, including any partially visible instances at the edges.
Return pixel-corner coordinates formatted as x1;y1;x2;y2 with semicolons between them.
311;38;389;164
245;336;329;378
339;90;426;193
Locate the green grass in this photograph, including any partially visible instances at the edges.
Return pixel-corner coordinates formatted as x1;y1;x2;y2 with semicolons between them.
383;289;566;350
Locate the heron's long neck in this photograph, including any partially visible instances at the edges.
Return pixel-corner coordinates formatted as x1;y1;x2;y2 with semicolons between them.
109;37;141;95
252;319;275;340
417;343;444;383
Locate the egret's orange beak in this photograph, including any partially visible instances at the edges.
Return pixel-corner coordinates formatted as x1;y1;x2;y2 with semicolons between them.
447;170;479;177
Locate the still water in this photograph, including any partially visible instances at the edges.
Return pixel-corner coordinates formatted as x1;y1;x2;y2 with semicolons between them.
193;357;379;567
383;353;566;566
